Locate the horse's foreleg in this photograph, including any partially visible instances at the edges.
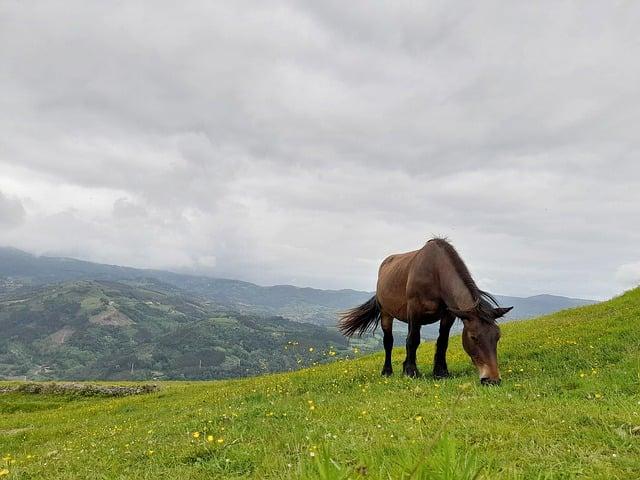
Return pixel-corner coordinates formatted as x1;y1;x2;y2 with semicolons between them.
403;319;421;378
433;312;455;379
380;313;394;376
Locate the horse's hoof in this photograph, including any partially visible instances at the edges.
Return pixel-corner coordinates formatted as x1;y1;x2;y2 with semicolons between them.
433;369;451;379
480;377;501;386
381;367;393;377
403;365;421;378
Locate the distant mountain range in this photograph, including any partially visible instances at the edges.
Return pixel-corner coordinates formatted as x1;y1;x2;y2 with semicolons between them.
0;246;597;326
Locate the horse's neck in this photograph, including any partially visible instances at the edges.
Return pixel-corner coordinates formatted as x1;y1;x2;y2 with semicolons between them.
439;260;476;311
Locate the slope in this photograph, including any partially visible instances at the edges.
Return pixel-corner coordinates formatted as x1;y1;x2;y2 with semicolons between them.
0;288;638;479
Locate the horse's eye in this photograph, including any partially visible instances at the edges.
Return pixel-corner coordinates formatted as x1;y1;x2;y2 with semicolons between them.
470;335;479;342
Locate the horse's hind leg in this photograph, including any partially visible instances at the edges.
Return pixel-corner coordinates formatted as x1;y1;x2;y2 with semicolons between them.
402;317;422;378
433;311;455;379
380;313;394;376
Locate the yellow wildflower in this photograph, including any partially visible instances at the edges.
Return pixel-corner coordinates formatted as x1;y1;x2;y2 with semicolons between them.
192;431;200;439
0;469;9;477
207;435;214;442
217;438;224;444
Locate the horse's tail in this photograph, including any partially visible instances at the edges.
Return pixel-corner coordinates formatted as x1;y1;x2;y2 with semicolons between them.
338;296;381;337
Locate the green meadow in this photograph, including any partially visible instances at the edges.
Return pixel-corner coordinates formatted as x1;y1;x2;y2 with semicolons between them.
1;288;639;479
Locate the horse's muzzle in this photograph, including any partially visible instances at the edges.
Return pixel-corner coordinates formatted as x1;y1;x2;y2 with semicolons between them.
480;377;501;386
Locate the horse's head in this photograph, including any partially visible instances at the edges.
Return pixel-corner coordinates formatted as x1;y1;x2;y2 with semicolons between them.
451;305;512;385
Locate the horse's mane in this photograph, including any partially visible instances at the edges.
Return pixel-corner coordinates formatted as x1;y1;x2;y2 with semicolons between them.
429;237;499;323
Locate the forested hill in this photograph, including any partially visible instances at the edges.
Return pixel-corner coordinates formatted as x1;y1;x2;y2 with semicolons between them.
0;279;352;381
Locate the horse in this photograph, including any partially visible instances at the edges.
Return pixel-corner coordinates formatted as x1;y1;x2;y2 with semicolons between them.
338;238;512;385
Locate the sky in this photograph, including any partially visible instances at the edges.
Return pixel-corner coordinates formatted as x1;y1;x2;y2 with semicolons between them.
1;1;639;300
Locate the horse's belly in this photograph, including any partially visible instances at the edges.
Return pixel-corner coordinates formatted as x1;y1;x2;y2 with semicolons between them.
381;301;408;322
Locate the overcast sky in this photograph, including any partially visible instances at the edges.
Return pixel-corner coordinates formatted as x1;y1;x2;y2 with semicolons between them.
1;1;639;299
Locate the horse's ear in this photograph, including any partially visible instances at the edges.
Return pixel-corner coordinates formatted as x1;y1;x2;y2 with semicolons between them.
492;306;513;319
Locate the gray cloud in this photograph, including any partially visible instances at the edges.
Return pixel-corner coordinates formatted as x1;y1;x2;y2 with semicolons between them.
0;191;26;227
1;1;639;299
616;262;640;287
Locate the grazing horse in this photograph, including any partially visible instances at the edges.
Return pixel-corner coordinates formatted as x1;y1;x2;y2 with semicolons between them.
338;238;512;385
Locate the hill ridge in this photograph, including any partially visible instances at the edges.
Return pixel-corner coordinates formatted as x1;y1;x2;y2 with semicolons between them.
0;246;596;325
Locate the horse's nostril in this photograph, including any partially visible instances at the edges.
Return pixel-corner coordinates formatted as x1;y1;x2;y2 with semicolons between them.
480;377;501;386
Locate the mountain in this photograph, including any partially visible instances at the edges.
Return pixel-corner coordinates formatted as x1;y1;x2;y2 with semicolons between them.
1;288;638;479
0;247;596;326
493;293;597;318
0;279;353;381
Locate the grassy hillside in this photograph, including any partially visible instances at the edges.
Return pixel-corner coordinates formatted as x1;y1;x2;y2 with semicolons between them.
1;288;639;479
0;280;353;381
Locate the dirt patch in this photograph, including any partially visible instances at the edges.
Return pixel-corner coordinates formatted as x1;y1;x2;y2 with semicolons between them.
48;326;75;345
1;299;27;305
89;306;134;326
0;427;32;436
0;382;159;397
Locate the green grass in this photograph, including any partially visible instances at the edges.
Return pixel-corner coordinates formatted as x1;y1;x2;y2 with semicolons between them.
1;289;640;479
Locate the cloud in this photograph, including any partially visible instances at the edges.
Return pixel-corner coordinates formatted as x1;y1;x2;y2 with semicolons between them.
1;1;639;299
0;192;26;227
615;262;640;290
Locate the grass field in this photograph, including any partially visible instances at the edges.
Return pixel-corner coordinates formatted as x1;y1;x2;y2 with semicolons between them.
1;288;639;479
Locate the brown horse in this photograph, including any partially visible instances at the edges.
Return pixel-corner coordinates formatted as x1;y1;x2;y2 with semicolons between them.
338;238;512;385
